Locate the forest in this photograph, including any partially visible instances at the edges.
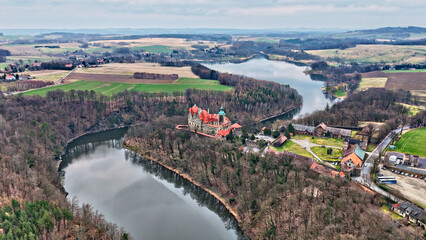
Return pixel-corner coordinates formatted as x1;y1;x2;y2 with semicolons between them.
123;115;420;239
0;66;302;238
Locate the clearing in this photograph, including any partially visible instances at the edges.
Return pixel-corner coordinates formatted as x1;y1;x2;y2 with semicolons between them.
22;78;233;97
397;103;425;117
77;62;199;78
270;141;314;159
307;44;426;64
394;127;426;157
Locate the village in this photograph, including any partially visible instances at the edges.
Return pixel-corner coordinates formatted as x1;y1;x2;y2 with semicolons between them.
178;104;426;231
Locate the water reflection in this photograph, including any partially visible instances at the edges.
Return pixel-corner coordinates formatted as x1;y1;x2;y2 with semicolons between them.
205;58;340;117
61;130;245;240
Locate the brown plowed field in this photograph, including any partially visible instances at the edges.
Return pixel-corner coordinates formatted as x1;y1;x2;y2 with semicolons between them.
385;73;426;90
65;73;175;84
361;71;426;90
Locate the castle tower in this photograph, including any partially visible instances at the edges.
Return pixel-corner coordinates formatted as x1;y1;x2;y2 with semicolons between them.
218;106;225;124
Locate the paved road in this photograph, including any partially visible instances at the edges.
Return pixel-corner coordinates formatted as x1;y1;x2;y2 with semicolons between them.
354;126;409;202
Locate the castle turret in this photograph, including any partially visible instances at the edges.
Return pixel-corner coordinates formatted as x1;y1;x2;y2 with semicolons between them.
218;106;225;124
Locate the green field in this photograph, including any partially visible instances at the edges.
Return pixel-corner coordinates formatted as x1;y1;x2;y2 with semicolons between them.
293;135;344;148
384;69;426;73
271;141;314;158
394;127;426;157
311;146;342;161
131;45;173;53
22;78;233;96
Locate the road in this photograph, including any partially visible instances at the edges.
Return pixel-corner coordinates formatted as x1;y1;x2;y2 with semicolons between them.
354;126;409;202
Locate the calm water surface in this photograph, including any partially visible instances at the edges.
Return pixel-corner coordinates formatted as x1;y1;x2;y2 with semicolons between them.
205;58;339;117
60;129;244;240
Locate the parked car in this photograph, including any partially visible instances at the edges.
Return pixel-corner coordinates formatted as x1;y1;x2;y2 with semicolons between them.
381;167;386;170
410;174;414;177
405;173;409;176
391;169;395;172
420;176;423;179
414;175;418;178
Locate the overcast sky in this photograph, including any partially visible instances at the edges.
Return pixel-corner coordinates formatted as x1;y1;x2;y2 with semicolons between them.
1;0;425;30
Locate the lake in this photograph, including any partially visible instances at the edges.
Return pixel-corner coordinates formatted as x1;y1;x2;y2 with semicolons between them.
60;128;245;240
205;58;339;117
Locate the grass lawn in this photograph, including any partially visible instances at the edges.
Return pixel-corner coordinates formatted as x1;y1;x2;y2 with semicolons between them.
366;144;376;152
22;78;233;97
333;89;346;97
270;141;314;158
394;127;426;157
292;135;343;147
311;146;342;161
358;78;388;91
384;69;426;73
381;205;403;220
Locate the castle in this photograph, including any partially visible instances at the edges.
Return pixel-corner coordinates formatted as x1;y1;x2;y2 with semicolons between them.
188;105;241;138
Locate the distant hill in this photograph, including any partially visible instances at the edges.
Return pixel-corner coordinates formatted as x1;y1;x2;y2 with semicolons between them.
334;26;426;40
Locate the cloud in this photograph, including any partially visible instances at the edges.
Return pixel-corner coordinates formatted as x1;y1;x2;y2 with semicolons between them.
0;0;424;29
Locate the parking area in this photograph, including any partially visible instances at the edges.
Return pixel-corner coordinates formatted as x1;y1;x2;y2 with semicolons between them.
379;167;426;207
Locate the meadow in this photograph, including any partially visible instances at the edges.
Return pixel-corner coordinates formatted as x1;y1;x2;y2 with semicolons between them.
307;44;426;64
394;127;426;157
22;78;233;96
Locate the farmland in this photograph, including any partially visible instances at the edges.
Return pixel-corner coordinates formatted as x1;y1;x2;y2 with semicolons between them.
23;78;233;96
360;71;426;91
90;37;218;50
358;77;388;91
78;62;199;78
25;70;69;82
394;127;426;157
306;44;426;64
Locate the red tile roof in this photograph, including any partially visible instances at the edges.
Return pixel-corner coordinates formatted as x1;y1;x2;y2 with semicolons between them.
341;153;363;168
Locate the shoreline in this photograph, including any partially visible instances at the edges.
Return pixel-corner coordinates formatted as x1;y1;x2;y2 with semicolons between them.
122;140;245;236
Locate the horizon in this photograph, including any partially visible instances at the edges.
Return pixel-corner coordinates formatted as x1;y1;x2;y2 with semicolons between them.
1;0;425;30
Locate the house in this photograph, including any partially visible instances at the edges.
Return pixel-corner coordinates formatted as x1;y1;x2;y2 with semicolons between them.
65;64;73;68
393;202;426;226
5;74;15;81
341;145;365;177
33;62;41;67
314;123;352;139
310;162;345;178
411;155;419;167
273;136;287;147
315;122;327;136
343;138;367;151
293;124;315;135
403;154;411;165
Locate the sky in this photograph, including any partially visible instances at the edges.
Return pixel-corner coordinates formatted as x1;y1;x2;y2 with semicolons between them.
1;0;425;30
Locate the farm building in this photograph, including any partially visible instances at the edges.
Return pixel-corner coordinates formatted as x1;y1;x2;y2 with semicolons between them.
273;136;287;147
315;122;352;139
293;124;315;135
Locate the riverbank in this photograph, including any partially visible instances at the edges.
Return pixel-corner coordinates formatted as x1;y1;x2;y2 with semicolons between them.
122;139;245;237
